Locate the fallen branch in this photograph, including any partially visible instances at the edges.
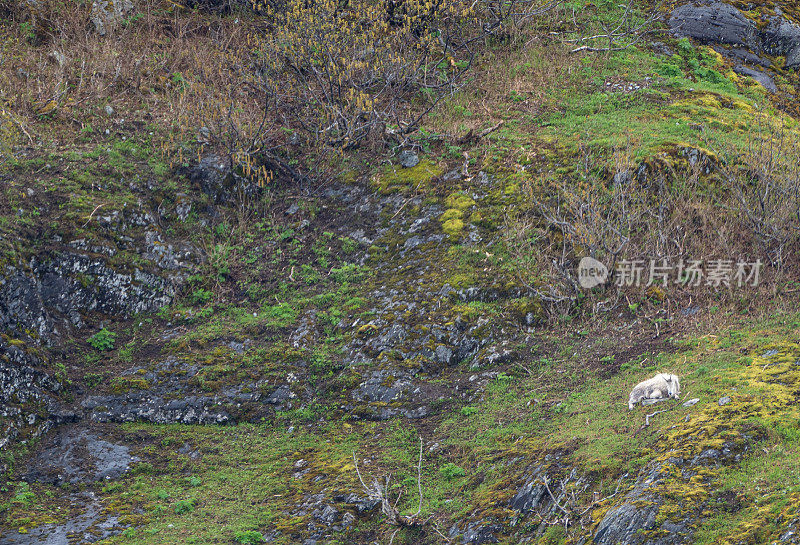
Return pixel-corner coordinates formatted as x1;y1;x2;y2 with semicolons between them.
479;120;504;139
353;436;424;528
82;203;107;227
460;120;505;145
645;409;667;426
565;0;662;55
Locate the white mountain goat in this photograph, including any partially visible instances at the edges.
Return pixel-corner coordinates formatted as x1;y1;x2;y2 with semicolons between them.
628;374;680;409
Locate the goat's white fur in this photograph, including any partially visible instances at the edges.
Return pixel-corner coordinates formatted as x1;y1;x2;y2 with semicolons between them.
628;373;680;410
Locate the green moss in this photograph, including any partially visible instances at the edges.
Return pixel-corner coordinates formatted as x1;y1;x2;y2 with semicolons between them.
445;191;475;210
442;218;465;236
109;377;151;394
372;159;443;194
440;208;464;221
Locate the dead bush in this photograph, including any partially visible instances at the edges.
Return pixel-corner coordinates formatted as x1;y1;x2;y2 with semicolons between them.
504;142;771;320
506;146;654;316
716;118;800;272
251;0;481;152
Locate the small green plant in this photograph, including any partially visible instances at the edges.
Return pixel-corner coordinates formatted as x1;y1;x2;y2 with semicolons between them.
190;289;213;305
676;38;695;58
297;264;321;285
83;373;104;388
19;21;35;42
439;463;466;480
88;328;117;351
339;236;358;254
460;406;478;416
234;530;265;544
11;483;35;506
174;498;196;514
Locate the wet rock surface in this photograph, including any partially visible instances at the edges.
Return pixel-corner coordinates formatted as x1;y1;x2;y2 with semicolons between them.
80;356;300;424
0;252;174;344
670;2;800;73
0;339;72;452
0;492;126;545
669;3;757;49
733;65;777;92
762;14;800;69
24;427;138;485
593;464;669;545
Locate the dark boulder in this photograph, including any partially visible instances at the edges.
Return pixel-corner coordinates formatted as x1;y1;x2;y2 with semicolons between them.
733;65;777;93
462;522;500;544
668;3;757;49
332;493;381;513
189;154;260;205
24;427;138;485
398;150;419;168
593;463;692;544
713;46;771;68
509;479;547;513
593;501;660;544
761;16;800;69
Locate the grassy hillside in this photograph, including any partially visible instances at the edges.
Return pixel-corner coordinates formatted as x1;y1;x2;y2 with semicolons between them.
3;0;800;544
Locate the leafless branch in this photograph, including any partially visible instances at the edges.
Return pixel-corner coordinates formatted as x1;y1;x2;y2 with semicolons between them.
564;0;662;54
645;409;667;426
352;436;425;531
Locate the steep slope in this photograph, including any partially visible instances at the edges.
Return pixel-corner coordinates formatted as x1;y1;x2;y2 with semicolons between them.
3;1;800;544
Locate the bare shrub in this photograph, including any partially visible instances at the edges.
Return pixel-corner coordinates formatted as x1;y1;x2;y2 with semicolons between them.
716;118;800;271
251;0;481;152
0;0;561;189
560;0;663;54
535;472;625;537
506;146;653;316
481;0;561;37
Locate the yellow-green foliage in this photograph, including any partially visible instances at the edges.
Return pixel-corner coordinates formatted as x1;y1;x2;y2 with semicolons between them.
442;218;465;236
254;0;478;147
439;191;475;236
441;208;464;221
373;160;443;194
109;377;151;394
652;343;800;539
445;191;476;210
716;492;800;545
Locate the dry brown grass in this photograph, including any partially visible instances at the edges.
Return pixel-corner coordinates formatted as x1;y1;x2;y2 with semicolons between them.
422;33;577;140
503;133;800;322
1;1;257;137
1;0;526;183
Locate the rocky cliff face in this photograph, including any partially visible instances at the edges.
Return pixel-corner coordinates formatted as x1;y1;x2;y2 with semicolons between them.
0;253;174;344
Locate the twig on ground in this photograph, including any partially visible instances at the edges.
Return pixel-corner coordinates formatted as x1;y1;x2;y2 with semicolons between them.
82;203;107;227
645;409;667;426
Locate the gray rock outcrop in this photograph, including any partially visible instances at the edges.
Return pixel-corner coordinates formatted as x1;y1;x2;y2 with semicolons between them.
668;3;757;49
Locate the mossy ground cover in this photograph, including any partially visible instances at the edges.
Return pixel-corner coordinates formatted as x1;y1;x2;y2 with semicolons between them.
2;311;797;543
425;4;799;179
